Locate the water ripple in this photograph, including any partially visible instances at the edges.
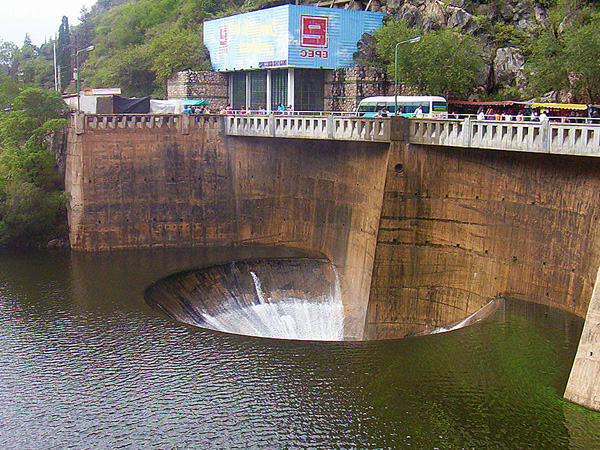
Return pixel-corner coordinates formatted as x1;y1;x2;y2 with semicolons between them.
0;249;598;449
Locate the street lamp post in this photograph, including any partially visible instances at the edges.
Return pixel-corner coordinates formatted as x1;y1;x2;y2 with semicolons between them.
394;36;421;116
76;45;95;112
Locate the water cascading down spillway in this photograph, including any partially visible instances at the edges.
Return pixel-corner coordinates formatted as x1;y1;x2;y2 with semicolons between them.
145;258;345;341
145;257;502;341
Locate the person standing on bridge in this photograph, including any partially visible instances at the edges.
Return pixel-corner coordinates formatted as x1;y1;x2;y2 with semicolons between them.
415;105;424;118
376;107;389;117
477;108;485;121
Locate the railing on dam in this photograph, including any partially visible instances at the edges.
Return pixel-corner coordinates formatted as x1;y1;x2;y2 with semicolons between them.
76;113;220;134
224;114;391;142
223;113;600;156
410;117;600;157
74;113;600;157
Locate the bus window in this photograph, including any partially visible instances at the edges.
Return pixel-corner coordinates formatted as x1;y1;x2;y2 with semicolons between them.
358;104;377;113
432;101;447;112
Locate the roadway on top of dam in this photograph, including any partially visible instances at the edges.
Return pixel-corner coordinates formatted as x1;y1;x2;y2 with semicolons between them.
80;112;600;157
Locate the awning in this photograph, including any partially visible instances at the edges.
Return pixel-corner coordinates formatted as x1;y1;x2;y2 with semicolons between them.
182;99;210;106
448;100;518;106
530;103;588;111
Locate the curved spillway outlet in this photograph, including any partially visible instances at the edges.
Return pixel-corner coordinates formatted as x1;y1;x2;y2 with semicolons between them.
145;257;502;341
414;297;504;337
144;258;345;341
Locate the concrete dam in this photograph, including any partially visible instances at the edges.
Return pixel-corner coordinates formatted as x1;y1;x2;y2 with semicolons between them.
66;113;600;411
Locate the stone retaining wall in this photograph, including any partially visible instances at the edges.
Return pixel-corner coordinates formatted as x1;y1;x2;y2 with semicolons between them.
325;66;391;111
167;70;228;109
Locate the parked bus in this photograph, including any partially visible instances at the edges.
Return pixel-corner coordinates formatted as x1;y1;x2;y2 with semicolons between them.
357;95;448;117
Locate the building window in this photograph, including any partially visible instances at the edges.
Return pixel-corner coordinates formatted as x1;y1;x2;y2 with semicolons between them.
231;72;246;110
271;69;287;110
295;69;324;112
249;71;267;110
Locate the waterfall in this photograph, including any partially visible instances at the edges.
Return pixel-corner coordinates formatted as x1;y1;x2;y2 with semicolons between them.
200;269;345;341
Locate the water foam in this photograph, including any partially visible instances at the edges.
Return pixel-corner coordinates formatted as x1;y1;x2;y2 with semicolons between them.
201;270;345;341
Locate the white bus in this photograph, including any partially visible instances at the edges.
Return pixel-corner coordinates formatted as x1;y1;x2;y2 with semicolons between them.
357;95;448;117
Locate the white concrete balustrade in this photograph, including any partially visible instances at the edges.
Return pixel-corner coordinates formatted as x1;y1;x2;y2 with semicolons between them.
410;117;600;156
224;114;600;156
76;113;600;156
225;114;391;142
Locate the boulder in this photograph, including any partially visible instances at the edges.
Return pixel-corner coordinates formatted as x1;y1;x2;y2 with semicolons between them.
447;6;476;33
493;47;525;86
423;0;447;27
348;0;364;10
500;4;515;20
368;0;382;11
398;3;423;28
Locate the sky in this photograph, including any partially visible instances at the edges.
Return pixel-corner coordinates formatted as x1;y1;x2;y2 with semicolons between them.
0;0;90;46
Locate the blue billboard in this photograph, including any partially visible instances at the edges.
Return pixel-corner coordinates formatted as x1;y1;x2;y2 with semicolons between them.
203;5;385;71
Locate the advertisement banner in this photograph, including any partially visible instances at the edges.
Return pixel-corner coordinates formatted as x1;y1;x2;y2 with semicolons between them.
204;5;385;71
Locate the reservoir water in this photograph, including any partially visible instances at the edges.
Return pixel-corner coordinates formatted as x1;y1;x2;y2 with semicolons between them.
1;247;599;449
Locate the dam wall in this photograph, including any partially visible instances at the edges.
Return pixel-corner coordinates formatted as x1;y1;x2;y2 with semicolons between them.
65;115;389;338
66;114;600;409
66;115;600;338
365;141;600;339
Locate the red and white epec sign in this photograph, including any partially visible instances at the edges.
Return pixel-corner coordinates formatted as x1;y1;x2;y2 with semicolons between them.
300;15;329;48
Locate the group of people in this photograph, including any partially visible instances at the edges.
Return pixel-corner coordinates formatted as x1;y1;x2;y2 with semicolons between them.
475;107;600;123
476;108;549;122
374;105;424;118
182;105;212;114
216;103;294;114
275;103;294;113
183;103;298;115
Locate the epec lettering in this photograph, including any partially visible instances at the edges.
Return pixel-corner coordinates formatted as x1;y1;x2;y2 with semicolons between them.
299;49;329;58
300;15;329;48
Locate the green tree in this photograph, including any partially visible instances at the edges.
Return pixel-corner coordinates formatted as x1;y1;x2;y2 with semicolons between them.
0;40;19;77
563;19;600;102
11;87;68;126
89;45;155;96
84;0;216;96
374;20;485;98
411;30;485;98
0;180;67;246
526;28;569;97
0;87;69;247
0;71;21;109
148;25;211;94
57;16;72;91
17;34;38;84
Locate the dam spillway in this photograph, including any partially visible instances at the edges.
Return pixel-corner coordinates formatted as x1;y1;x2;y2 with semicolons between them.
145;258;345;341
145;257;501;341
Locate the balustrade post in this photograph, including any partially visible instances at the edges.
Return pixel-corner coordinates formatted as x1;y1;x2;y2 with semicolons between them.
269;114;276;137
541;120;550;153
462;117;472;148
74;112;85;135
180;113;190;135
327;116;334;140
